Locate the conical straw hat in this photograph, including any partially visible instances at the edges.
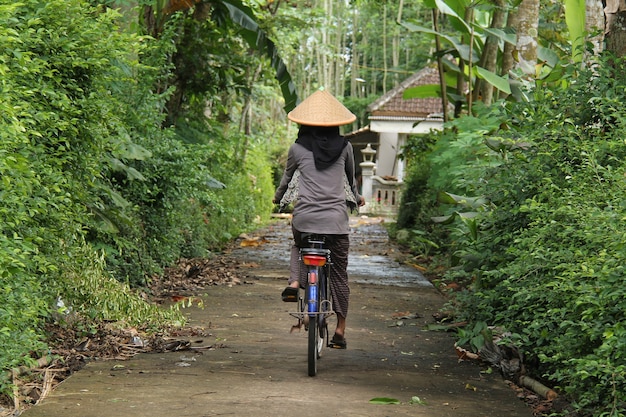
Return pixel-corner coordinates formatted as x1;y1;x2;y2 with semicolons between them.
287;90;356;126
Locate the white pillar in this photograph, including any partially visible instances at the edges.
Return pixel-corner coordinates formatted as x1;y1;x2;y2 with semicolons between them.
360;161;375;202
359;143;377;214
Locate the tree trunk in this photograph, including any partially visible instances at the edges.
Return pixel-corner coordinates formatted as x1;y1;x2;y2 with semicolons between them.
382;4;388;93
334;0;345;95
392;32;400;88
586;0;605;57
369;43;377;96
606;4;626;58
395;0;404;87
501;8;519;79
239;63;263;137
514;0;539;76
350;8;359;97
454;8;473;117
475;0;507;105
432;10;449;123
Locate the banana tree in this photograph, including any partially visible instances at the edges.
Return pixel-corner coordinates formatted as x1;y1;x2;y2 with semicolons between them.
399;0;591;116
139;0;297;120
219;0;298;112
400;0;515;118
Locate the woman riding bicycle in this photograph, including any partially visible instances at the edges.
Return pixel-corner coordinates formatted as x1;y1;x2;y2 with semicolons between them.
273;89;365;350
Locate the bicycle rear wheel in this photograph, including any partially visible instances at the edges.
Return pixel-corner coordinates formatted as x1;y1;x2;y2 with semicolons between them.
308;313;320;376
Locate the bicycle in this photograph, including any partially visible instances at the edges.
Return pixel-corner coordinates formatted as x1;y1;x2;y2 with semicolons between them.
289;234;333;376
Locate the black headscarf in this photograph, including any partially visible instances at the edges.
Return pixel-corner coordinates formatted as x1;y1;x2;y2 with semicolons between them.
295;125;348;170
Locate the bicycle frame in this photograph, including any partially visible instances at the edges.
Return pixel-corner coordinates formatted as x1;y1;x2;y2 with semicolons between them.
288;235;334;376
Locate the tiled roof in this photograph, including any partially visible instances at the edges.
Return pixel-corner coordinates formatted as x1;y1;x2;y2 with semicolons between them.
367;66;443;118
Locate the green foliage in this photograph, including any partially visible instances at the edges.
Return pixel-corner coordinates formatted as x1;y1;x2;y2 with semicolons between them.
218;0;298;112
400;0;591;115
141;0;297;126
456;321;490;353
449;56;626;415
393;134;446;255
0;0;102;376
75;7;277;285
395;107;504;259
399;52;626;415
343;95;380;129
59;241;183;328
369;397;401;405
394;157;445;257
0;0;183;398
0;0;277;405
427;104;506;196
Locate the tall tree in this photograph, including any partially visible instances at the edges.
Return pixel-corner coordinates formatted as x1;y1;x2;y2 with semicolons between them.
475;0;507;105
514;0;539;76
136;0;297;124
274;0;431;100
586;0;604;57
605;0;626;57
501;6;519;79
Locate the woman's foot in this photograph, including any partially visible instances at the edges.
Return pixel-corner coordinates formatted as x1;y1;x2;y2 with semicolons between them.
331;315;346;349
335;315;346;339
330;333;347;349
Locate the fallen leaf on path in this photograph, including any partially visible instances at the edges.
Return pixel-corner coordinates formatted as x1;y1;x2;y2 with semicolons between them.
239;236;269;247
369;397;400;405
392;311;420;319
409;396;426;405
406;262;427;272
170;296;203;308
176;362;192;367
455;345;480;361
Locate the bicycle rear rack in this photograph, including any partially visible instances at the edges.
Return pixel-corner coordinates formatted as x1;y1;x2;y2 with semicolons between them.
289;299;334;330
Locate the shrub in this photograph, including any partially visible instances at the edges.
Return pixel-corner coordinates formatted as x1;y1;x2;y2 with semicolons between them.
451;56;626;415
0;0;183;399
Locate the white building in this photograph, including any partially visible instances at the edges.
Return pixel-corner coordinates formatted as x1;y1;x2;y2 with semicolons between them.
347;66;446;216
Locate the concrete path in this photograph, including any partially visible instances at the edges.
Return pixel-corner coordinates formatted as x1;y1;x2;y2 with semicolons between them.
22;217;533;417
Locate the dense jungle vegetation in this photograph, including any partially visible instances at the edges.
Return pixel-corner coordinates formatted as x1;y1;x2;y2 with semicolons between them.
0;0;281;405
390;2;626;416
1;0;625;415
397;59;626;416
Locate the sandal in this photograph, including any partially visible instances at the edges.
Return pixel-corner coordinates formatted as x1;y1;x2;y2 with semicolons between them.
329;334;347;349
281;286;298;302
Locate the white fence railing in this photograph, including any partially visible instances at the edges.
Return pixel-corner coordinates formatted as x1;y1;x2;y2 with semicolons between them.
369;176;402;216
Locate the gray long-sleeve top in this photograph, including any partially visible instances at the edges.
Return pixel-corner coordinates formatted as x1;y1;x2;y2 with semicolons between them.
274;142;361;235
